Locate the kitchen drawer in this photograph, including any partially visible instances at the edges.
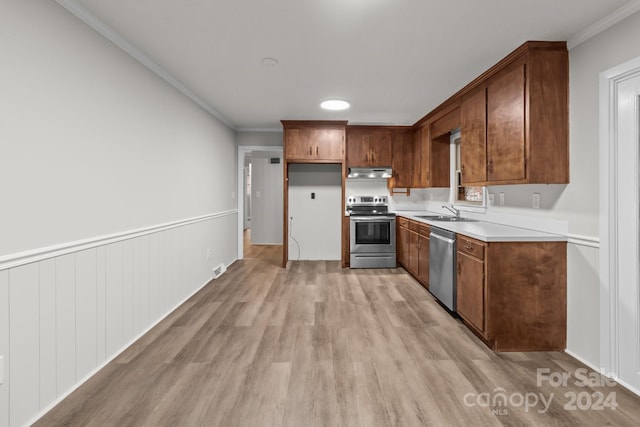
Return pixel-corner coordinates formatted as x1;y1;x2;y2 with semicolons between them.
409;220;421;232
458;235;485;260
398;217;409;228
419;224;431;236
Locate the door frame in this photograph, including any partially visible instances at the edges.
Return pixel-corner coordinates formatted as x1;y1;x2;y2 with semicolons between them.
236;145;283;261
599;54;640;387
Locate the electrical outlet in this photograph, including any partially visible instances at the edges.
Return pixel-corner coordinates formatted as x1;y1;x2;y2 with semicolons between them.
231;191;236;199
488;193;495;205
499;192;505;206
532;193;541;209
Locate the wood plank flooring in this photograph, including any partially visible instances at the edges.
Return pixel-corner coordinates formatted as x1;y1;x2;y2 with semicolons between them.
35;259;640;427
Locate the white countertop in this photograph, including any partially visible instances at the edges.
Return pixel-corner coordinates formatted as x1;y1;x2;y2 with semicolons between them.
394;210;567;242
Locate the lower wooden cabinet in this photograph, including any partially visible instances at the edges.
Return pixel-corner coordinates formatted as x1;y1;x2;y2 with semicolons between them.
456;236;487;333
456;234;567;352
398;218;429;289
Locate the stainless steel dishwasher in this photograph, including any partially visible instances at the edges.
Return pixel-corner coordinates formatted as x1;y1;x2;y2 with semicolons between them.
429;226;456;311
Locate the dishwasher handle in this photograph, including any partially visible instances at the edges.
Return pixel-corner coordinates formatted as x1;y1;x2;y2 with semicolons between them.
430;232;455;245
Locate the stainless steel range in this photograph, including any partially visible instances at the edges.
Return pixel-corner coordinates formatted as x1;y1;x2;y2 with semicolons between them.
347;195;396;268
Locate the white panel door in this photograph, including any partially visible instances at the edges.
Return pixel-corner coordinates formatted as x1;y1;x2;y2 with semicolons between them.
616;72;640;392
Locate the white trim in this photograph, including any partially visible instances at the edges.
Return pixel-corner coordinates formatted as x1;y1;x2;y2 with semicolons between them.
567;233;600;248
564;349;604;375
0;210;237;271
568;0;640;49
54;0;235;130
237;146;284;260
599;54;640;380
236;128;283;133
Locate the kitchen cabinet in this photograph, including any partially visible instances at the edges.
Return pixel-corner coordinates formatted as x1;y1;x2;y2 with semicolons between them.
459;42;568;185
456;233;566;352
456;235;486;333
397;217;410;268
459;86;487;183
411;123;450;188
282;120;346;162
417;224;430;287
346;126;393;167
398;218;429;289
430;106;460;139
389;128;413;189
408;221;420;276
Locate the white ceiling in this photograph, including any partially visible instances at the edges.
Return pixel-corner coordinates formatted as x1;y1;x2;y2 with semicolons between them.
60;0;638;130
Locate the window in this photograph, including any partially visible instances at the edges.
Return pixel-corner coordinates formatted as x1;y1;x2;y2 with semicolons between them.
450;129;486;208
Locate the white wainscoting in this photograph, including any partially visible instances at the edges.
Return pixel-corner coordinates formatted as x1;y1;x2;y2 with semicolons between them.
0;211;237;427
566;235;601;371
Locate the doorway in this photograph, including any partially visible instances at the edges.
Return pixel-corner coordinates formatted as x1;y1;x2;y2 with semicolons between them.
600;55;640;394
237;146;283;262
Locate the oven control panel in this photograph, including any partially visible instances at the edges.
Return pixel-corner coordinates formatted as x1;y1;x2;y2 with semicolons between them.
347;195;388;206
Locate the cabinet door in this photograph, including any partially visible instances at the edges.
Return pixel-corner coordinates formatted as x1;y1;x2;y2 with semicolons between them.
411;127;425;187
460;87;487;184
347;130;370;166
315;128;344;160
487;62;526;182
285;128;314;159
392;130;413;188
408;230;419;276
457;251;485;332
368;130;393;166
418;234;429;287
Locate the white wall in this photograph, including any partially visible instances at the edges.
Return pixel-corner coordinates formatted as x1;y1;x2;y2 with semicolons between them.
250;153;283;244
236;130;283;146
288;164;342;260
0;1;237;257
0;2;238;426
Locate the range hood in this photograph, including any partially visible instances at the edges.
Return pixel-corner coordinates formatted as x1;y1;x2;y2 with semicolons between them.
347;167;393;179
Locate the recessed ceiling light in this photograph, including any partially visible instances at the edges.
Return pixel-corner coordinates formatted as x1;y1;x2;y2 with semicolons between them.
320;99;350;111
260;57;279;66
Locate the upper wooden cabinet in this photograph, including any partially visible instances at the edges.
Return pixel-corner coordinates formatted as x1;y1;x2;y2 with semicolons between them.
430;106;460;139
412;122;450;188
282;120;346;162
389;128;413;188
459;42;569;185
346;126;393;167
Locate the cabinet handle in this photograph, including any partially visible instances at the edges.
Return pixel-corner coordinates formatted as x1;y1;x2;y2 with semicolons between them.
461;165;465;175
457;262;461;274
371;151;375;162
316;146;319;156
309;146;312;156
465;244;473;251
487;159;493;173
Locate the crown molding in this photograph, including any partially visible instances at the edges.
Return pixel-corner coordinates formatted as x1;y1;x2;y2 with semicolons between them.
568;0;640;49
55;0;236;130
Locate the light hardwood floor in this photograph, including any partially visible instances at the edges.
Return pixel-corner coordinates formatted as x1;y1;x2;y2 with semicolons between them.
243;228;282;266
35;259;640;426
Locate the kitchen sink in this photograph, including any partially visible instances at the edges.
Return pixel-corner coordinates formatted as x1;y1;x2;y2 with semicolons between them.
416;215;479;222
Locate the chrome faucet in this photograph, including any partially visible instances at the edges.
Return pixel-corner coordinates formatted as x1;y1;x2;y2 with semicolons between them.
442;205;460;217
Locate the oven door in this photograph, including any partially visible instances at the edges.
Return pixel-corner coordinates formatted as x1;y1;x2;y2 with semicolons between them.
350;216;396;254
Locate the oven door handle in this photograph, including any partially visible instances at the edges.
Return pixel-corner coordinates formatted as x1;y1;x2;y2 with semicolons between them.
350;216;395;221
